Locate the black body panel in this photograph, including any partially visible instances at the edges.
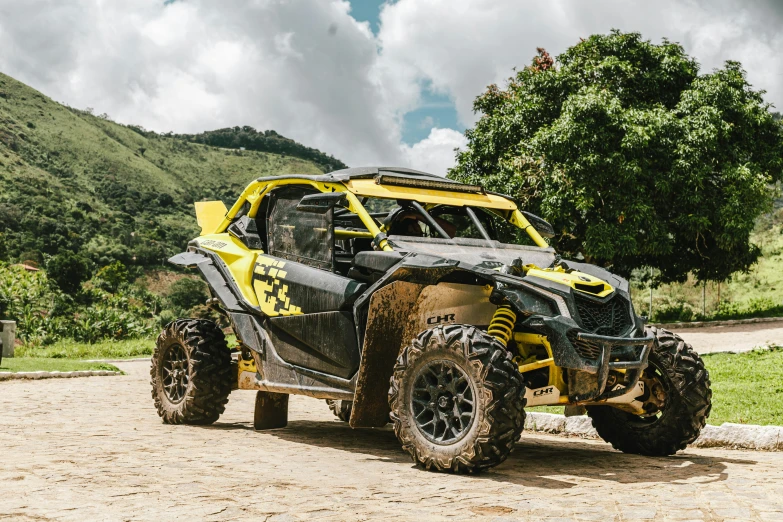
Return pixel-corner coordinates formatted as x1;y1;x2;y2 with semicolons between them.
230;312;355;398
268;311;360;379
227;215;264;250
253;258;366;313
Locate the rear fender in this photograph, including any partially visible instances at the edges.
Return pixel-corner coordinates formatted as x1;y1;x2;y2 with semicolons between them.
168;250;245;312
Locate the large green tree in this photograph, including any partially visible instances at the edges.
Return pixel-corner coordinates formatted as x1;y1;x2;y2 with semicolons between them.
450;31;783;283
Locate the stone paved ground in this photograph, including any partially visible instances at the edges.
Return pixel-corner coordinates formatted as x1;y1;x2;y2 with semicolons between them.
2;361;783;522
671;321;783;354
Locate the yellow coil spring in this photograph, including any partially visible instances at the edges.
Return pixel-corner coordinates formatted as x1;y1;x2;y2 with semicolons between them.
488;305;517;347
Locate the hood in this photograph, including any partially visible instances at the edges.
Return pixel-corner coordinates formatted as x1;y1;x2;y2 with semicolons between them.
388;235;630;295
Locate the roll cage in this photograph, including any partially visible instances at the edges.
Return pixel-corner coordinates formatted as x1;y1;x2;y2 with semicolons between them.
199;172;550;253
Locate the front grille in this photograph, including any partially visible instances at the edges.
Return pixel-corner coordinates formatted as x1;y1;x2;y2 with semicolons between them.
574;294;632;337
571;336;602;359
567;333;643;361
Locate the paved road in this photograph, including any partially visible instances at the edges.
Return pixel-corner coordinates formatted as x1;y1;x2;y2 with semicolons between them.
2;361;783;522
670;321;783;354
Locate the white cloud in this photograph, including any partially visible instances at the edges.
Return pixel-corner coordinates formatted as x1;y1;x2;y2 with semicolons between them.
377;0;783;127
0;0;406;166
400;127;467;177
0;0;782;177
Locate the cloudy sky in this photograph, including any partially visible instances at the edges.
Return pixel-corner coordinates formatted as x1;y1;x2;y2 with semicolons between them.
1;0;781;175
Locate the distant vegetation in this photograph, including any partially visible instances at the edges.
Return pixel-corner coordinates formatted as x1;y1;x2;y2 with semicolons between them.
172;127;347;173
0;71;339;345
631;211;783;322
0;261;219;346
0;71;336;269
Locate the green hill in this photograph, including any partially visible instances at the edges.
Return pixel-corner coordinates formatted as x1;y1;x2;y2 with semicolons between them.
0;72;336;267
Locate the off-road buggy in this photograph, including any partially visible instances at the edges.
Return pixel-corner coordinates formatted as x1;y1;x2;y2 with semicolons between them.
151;167;711;473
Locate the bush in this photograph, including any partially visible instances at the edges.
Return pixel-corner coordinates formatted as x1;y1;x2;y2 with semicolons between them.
713;298;783;321
0;263;159;345
46;251;91;295
93;261;129;292
654;302;698;323
166;277;208;313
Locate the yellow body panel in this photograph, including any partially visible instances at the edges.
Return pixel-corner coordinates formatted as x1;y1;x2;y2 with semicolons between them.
238;357;257;375
195;233;259;306
514;332;567;396
195;200;228;236
253;256;303;316
527;267;614;297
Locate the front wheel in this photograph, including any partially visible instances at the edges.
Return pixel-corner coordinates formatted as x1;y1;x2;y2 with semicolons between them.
151;319;234;425
388;324;527;473
587;326;712;455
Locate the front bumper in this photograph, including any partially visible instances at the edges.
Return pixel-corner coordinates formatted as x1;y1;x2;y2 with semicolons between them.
568;330;654;402
523;316;655;402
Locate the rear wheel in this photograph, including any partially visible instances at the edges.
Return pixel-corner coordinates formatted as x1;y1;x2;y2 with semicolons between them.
587;327;711;455
389;324;526;473
151;319;234;425
326;399;353;422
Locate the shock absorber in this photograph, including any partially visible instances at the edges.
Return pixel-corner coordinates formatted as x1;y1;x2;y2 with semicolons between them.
488;305;517;347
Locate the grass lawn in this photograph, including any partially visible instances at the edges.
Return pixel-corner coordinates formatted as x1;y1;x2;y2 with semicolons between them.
16;338;155;360
0;358;120;373
702;348;783;426
17;335;236;360
531;348;783;427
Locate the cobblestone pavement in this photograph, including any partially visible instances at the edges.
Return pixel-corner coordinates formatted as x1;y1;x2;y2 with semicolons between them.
671;322;783;354
2;361;783;522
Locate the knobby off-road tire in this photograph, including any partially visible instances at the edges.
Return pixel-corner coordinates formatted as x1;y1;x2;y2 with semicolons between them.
326;399;353;422
587;326;712;456
389;324;527;473
151;319;234;425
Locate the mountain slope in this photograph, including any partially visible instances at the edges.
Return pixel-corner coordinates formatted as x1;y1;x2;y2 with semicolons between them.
0;72;335;266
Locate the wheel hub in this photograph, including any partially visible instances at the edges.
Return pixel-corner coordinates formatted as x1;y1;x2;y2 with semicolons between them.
410;360;476;445
162;344;189;404
639;367;668;417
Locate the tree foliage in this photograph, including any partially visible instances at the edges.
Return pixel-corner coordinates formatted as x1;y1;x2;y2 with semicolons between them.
165;277;208;313
171;126;348;173
46;251;90;295
451;31;783;282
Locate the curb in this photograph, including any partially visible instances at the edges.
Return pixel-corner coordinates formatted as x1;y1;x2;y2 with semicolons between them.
525;412;783;451
0;370;122;381
653;316;783;330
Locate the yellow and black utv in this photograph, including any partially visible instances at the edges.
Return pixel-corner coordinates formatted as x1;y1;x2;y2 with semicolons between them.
150;167;711;473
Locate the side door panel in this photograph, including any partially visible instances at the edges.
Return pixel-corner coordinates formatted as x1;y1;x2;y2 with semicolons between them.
267;311;360;379
253;255;365;316
251;186;365;379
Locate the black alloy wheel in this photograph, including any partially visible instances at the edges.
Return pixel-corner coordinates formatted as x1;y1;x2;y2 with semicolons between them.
161;343;190;403
411;360;476;444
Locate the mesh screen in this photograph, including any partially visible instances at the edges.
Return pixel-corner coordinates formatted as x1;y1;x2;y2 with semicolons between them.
267;187;334;270
574;294;633;337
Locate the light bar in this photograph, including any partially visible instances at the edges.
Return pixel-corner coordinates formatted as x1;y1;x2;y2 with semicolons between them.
374;174;485;194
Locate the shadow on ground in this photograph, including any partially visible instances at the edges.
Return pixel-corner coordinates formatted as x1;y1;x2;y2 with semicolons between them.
205;418;753;489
